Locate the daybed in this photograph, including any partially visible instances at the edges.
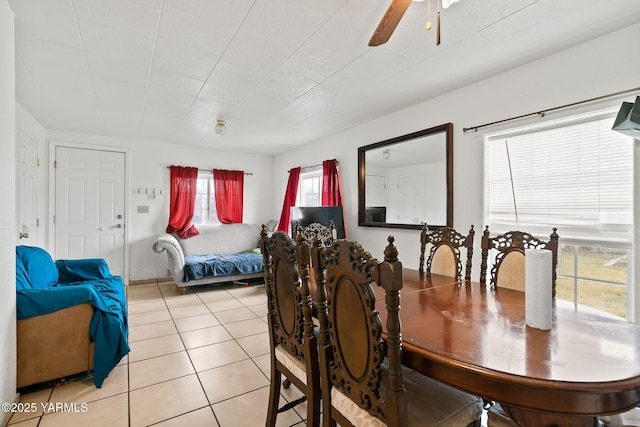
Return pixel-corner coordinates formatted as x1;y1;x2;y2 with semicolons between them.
152;223;265;293
16;246;129;388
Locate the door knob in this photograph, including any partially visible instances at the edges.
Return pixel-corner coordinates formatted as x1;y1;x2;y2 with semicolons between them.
116;224;123;228
116;214;123;219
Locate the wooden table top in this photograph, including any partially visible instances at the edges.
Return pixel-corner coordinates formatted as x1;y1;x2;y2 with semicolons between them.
375;272;640;422
372;269;462;298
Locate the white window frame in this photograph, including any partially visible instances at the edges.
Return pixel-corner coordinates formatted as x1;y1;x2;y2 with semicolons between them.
297;170;322;207
192;171;220;225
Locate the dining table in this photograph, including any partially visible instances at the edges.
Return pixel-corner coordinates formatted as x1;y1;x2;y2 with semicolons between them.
372;269;640;427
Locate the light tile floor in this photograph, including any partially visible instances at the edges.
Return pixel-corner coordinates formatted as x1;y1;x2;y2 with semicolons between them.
8;279;309;427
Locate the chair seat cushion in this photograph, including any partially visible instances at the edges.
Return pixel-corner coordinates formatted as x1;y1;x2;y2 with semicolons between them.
487;403;518;427
332;363;484;427
598;408;640;427
275;344;307;384
489;403;636;427
332;387;386;427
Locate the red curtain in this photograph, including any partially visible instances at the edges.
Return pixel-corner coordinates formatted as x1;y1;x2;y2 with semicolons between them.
322;159;346;236
277;167;301;233
213;169;244;224
322;159;343;206
166;166;199;238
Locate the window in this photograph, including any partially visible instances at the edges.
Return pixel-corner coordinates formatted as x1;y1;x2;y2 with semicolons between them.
486;111;633;318
297;170;322;207
192;172;220;225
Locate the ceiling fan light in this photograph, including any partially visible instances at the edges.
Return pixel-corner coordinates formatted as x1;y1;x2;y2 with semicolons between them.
214;120;227;136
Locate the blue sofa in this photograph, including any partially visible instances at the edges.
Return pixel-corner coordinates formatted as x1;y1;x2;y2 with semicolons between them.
16;246;129;388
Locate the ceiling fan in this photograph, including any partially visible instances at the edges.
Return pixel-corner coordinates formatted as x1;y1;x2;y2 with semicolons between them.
368;0;460;47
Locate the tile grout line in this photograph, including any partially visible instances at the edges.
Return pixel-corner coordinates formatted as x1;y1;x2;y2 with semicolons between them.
189;282;302;426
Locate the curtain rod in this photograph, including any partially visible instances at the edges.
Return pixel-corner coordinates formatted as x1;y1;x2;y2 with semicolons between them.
289;160;339;173
166;166;252;176
463;86;640;134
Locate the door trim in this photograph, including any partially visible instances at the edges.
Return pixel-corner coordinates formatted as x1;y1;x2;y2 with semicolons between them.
16;124;43;247
48;140;130;284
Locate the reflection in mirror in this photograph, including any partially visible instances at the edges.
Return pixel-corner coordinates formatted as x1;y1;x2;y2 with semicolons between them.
358;123;453;230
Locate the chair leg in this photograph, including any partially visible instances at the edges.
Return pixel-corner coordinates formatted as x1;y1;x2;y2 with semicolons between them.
266;370;282;427
324;411;337;427
322;386;335;427
306;393;320;427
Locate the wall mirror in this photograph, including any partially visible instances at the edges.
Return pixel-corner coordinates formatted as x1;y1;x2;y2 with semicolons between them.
358;123;453;230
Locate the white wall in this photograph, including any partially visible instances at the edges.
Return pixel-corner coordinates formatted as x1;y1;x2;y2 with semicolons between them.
45;130;275;281
273;23;640;276
0;0;17;416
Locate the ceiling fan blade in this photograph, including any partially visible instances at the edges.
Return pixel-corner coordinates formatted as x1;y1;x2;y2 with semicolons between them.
368;0;413;47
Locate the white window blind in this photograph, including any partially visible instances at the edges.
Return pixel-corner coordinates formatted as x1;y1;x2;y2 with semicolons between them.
487;114;633;245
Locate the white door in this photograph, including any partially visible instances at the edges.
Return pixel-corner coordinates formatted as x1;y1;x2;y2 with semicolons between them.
17;129;39;244
54;146;126;277
396;174;425;225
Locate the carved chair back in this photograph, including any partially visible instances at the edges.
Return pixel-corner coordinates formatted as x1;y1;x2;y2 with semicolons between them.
419;225;475;281
296;221;336;246
312;235;407;427
480;227;559;297
259;226;320;427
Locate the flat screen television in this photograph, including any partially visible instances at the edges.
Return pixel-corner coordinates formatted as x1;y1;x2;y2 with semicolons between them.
365;206;386;223
290;206;345;239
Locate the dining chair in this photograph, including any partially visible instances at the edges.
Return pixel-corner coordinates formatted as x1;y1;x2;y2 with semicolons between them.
296;220;336;246
480;226;559;297
598;408;640;427
259;226;321;427
485;403;516;427
311;234;484;427
419;225;475;281
480;226;560;426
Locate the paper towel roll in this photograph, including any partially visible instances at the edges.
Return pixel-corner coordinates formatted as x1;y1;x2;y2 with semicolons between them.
525;248;553;330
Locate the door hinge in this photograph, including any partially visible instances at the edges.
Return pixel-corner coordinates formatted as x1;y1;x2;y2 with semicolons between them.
36;158;40;167
53;160;56;168
53;215;55;224
36;218;39;227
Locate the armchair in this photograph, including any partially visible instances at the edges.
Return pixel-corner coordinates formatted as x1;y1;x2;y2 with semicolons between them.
16;246;129;388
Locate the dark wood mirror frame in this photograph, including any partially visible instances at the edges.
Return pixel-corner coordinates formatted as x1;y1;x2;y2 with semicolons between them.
358;123;453;230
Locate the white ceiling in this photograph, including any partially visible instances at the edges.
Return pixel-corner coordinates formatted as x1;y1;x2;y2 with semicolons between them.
9;0;640;155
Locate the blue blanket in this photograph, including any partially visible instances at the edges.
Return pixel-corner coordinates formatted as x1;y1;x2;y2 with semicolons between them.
184;252;264;282
16;246;129;388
